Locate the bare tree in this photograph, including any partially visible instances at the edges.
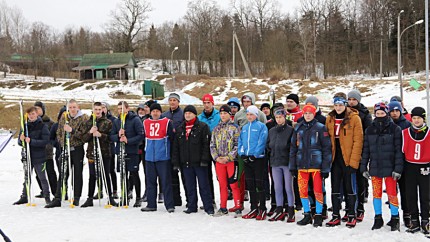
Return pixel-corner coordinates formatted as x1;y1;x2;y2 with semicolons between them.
105;0;152;52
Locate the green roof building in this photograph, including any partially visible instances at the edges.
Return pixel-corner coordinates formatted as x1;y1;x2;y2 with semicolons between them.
72;52;137;80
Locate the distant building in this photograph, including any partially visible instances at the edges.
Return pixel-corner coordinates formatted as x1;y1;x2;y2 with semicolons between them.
72;52;137;80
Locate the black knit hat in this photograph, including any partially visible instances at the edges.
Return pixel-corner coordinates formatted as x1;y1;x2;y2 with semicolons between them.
150;103;162;113
260;103;271;111
286;94;299;105
411;107;426;120
145;100;156;108
183;105;197;116
34;101;46;116
57;105;66;121
219;104;232;115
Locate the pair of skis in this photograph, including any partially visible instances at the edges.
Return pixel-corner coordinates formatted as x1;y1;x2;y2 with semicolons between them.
60;100;74;207
19;100;35;207
118;102;128;208
91;111;113;208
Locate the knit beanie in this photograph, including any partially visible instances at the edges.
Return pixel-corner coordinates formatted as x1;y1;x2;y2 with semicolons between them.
302;104;317;116
34;101;46;116
374;102;388;114
184;105;198;116
150;103;162;113
347;89;362;102
388;101;403;113
260;103;271;111
219;104;232;115
202;94;214;105
304;96;319;109
411;107;426;120
168;93;181;102
227;97;241;110
246;105;259;117
286;94;299;105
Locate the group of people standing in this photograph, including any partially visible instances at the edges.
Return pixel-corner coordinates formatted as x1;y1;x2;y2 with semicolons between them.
13;89;429;236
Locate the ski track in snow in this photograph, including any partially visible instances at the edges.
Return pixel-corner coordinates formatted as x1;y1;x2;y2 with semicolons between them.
0;141;428;242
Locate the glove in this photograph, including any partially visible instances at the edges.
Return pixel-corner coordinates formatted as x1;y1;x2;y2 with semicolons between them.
321;172;329;179
362;171;371;180
392;171;401;181
248;156;256;163
290;170;298;178
241;155;249;163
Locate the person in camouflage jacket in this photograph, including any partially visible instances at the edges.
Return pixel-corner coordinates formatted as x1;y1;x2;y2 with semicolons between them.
80;102;118;207
46;99;88;208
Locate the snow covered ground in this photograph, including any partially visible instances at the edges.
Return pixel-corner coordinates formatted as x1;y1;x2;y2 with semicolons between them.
0;141;428;242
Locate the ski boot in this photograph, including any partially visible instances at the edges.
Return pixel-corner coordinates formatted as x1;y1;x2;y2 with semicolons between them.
13;195;28;205
326;214;341;227
256;209;267;221
389;215;400;231
286;206;295;223
313;214;323;227
406;219;420;233
242;209;258;219
268;207;285;222
372;214;384;230
45;198;61;208
81;198;93;208
297;212;312;226
133;198;142;208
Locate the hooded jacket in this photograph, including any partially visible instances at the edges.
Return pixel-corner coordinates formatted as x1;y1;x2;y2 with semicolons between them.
198;108;221;133
82;114;113;160
267;123;294;167
56;110;88;148
234;92;267;128
238;119;268;158
210;120;240;162
360;117;403;177
326;108;363;169
289;119;332;173
392;114;411;130
110;111;144;155
350;103;372;132
18;117;50;164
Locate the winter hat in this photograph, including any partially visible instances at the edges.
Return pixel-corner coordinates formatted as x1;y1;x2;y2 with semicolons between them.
246;105;259;117
57;105;67;121
137;103;146;112
144;100;156;108
333;96;347;106
302;104;317;116
227;97;241;110
150;103;162;113
273;108;287;117
34;101;46;116
388;101;403;113
374;102;388;114
304;96;319;109
219;104;232;115
411;107;426;120
184;105;198;116
101;102;110;110
390;96;402;102
286;94;299;105
202;94;214;105
260;103;271;111
347;89;362;102
168;93;181;102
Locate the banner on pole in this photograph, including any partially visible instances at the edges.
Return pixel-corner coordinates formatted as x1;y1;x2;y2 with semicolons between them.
409;79;422;90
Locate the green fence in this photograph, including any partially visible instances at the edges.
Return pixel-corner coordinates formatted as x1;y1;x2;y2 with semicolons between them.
143;80;165;99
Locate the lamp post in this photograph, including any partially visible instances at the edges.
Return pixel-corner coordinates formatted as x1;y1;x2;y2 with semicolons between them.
398;11;424;100
170;46;178;90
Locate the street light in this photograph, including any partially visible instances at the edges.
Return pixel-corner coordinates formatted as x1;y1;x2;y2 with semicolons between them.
398;11;424;100
170;46;178;75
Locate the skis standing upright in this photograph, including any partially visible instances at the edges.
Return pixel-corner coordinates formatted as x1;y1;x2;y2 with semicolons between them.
63;101;74;207
19;100;35;207
118;102;128;208
92;110;102;206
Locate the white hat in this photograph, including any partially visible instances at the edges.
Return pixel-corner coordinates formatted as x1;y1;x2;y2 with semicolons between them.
246;105;259;117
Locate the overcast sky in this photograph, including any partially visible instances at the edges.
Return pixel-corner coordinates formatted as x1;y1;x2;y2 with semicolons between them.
5;0;302;32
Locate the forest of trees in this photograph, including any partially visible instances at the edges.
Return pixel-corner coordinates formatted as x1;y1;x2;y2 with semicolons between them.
0;0;427;79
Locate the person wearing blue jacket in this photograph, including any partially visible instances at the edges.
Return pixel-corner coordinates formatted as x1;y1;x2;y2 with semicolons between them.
239;105;269;220
141;103;175;213
14;106;51;205
198;93;219;205
290;104;332;227
110;101;144;207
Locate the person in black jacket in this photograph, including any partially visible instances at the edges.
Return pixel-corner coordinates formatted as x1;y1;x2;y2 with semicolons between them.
14;106;51;205
34;101;57;198
388;100;412;227
102;102;119;199
347;89;371;218
172;105;214;215
266;108;295;222
110;101;144;207
360;102;403;231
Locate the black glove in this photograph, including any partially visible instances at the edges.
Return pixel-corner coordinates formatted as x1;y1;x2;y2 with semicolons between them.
290;170;298;178
321;172;329;179
248;156;256;163
241;155;249;163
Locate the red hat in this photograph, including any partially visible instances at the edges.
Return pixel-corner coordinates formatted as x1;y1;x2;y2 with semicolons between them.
302;104;316;116
202;94;214;105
